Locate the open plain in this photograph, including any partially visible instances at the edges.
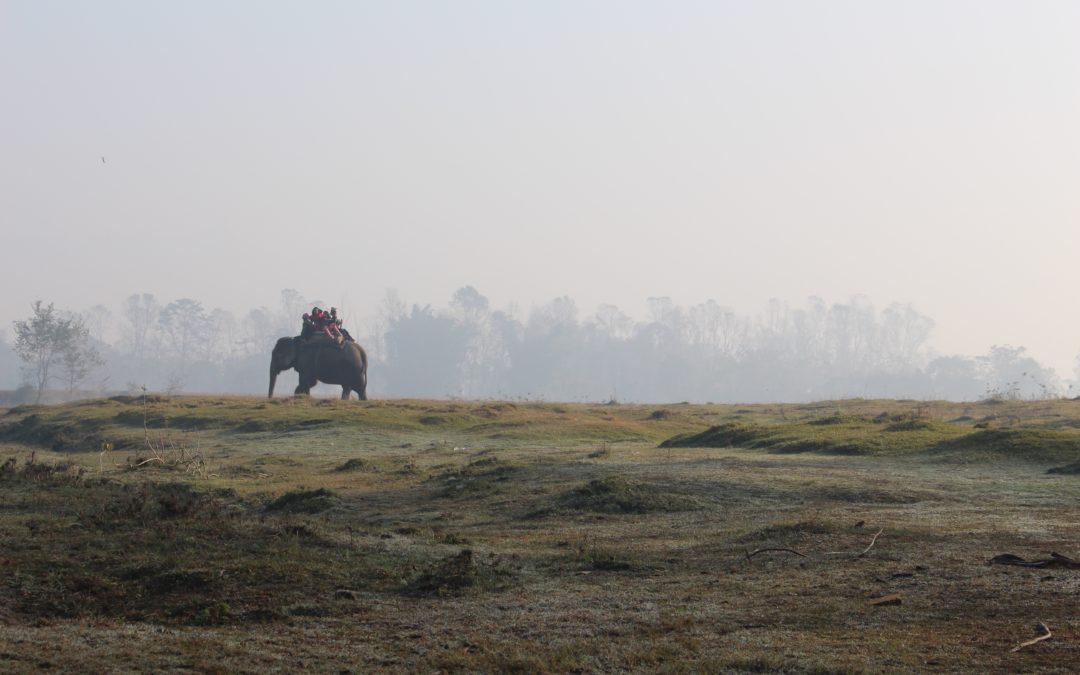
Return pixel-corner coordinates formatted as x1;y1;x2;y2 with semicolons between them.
1;395;1078;673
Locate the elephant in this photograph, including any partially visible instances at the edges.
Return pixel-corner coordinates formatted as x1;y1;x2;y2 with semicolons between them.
268;336;368;400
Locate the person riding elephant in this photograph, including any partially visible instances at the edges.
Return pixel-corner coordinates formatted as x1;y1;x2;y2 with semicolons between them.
268;335;368;400
301;307;345;346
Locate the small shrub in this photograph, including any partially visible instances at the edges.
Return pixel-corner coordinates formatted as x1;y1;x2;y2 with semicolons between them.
193;601;232;626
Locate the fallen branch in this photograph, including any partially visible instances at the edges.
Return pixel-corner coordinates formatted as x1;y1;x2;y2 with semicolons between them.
745;547;807;561
869;593;902;606
824;527;885;556
859;528;884;557
991;553;1080;569
1011;622;1052;652
1050;552;1080;569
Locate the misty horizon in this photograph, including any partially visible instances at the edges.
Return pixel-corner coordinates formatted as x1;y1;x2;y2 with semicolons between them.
3;2;1078;398
0;286;1072;404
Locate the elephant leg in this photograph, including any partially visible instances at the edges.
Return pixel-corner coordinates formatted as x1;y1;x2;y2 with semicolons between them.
295;374;317;395
340;387;351;400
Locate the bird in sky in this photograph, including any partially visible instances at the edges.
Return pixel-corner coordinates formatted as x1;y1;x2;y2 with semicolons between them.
101;156;105;164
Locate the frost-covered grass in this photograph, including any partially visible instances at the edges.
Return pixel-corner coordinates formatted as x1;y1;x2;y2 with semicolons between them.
1;396;1079;672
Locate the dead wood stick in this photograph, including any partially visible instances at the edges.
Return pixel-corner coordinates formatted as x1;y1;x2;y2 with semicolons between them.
1011;622;1052;653
1049;552;1080;569
745;547;807;560
858;528;884;557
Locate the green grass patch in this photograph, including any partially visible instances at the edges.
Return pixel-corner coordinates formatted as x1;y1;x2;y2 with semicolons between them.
560;475;714;514
930;428;1080;463
659;418;971;456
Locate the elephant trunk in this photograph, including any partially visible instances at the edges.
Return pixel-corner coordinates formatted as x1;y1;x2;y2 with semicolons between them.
268;364;279;398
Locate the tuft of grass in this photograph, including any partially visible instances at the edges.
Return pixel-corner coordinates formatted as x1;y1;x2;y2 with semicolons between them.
573;539;634;571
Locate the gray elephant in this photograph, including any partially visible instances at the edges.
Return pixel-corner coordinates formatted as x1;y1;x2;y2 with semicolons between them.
268;336;368;400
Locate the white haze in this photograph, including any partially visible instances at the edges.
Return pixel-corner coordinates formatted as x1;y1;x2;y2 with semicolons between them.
2;1;1079;382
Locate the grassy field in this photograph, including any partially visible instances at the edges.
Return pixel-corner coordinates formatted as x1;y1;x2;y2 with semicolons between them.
1;395;1079;673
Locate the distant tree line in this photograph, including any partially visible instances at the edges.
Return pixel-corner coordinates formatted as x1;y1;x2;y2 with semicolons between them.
0;288;1071;403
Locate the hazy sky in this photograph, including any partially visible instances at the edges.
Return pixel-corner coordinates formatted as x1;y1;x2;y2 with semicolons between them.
3;2;1079;374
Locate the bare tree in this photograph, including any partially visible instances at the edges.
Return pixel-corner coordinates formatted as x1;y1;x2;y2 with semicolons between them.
122;293;160;363
82;304;113;344
203;308;238;363
239;307;276;356
13;301;103;403
59;335;105;395
158;298;209;376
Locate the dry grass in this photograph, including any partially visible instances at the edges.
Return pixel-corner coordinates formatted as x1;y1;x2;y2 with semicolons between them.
1;396;1079;672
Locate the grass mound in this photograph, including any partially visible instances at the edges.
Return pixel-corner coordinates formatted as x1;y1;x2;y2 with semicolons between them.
930;428;1080;462
402;549;516;597
884;419;936;432
1;454;86;484
265;488;340;513
659;417;970;456
658;422;868;455
659;422;766;449
1047;461;1080;475
807;413;869;426
0;413;115;452
734;520;833;545
335;458;376;472
435;458;519;497
561;475;712;514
